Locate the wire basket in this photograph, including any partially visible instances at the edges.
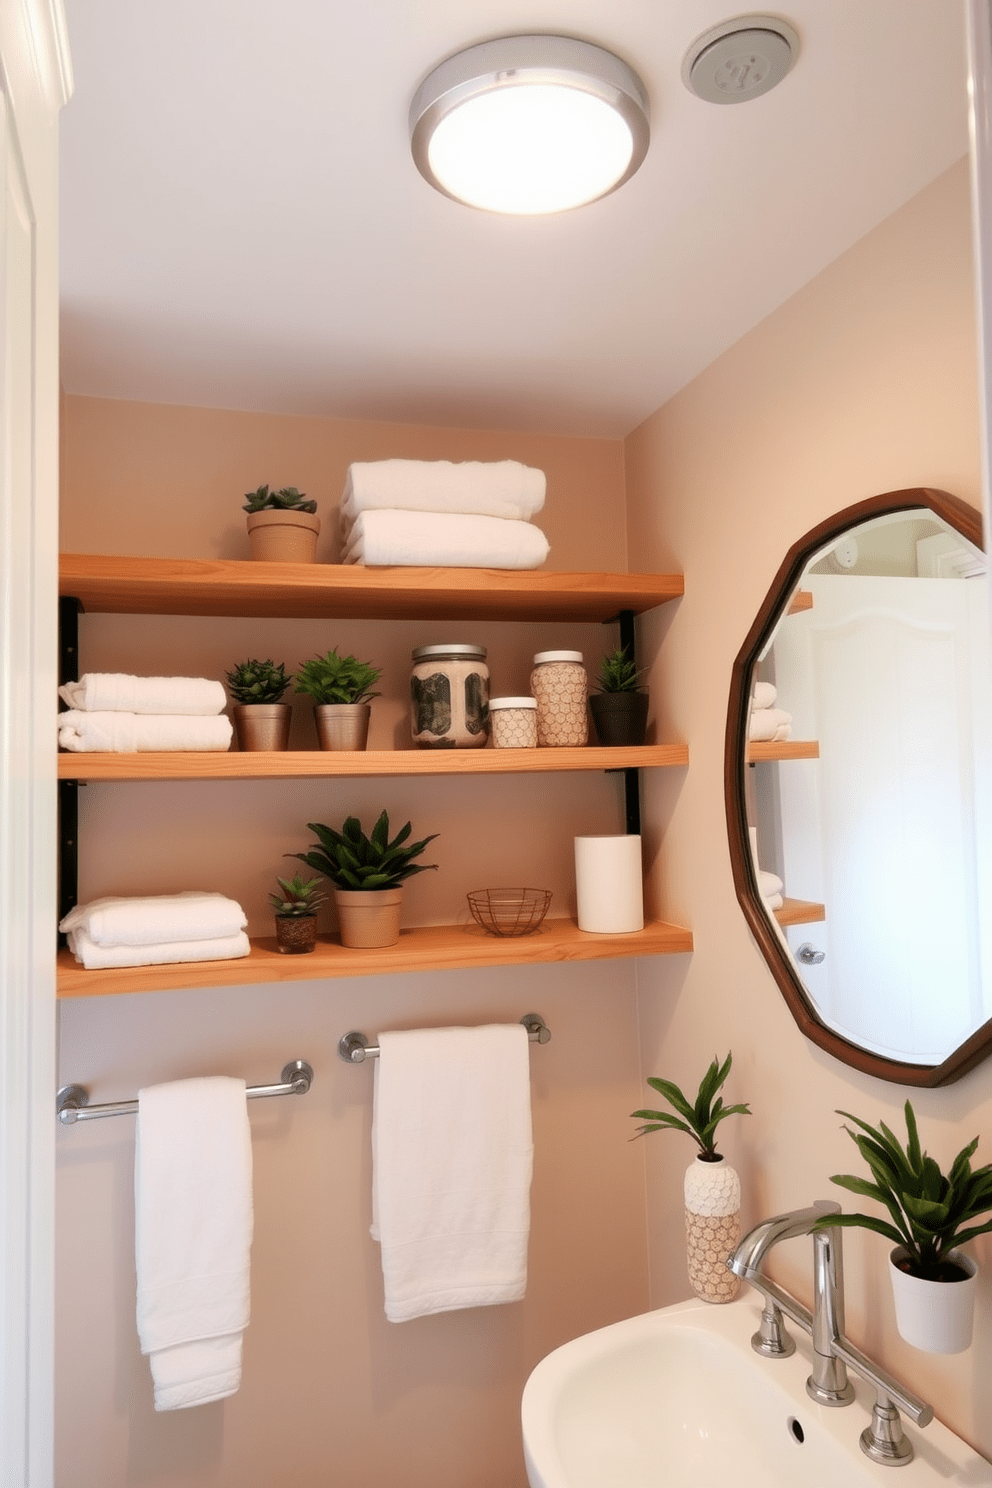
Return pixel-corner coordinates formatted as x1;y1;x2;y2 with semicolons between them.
466;887;552;938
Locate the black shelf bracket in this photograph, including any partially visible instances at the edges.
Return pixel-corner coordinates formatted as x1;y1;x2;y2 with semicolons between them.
601;608;640;834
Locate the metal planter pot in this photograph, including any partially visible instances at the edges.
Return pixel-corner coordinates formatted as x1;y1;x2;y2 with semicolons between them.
314;703;371;750
232;703;291;751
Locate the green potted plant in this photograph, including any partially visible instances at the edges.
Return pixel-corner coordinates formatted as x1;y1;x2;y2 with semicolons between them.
243;483;320;563
269;872;326;955
225;658;293;751
589;646;649;746
289;810;438;948
815;1101;992;1353
632;1053;752;1303
294;649;382;751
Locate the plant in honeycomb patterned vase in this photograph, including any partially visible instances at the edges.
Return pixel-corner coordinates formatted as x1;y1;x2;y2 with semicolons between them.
632;1053;751;1303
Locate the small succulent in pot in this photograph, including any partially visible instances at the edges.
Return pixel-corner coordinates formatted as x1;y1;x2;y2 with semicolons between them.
243;484;317;514
289;811;438;891
814;1101;992;1281
294;649;382;706
631;1052;751;1161
595;646;645;693
590;645;649;746
268;872;326;917
225;658;292;705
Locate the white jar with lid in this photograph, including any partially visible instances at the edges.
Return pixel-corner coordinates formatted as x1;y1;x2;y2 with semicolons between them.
410;644;489;748
489;696;538;749
530;651;588;746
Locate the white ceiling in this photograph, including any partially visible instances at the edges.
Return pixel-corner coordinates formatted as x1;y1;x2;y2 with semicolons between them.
58;1;970;439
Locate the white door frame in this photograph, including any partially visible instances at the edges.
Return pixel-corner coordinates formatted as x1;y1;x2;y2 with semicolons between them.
0;3;71;1483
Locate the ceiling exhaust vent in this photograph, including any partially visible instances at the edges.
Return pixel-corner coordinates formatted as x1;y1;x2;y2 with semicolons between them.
682;14;799;105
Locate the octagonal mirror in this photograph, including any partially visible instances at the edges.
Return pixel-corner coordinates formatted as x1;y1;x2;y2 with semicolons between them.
725;488;991;1086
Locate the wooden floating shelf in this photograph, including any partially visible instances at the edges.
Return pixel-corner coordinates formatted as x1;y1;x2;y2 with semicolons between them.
59;554;684;624
747;740;820;762
774;898;826;927
57;743;688;782
786;589;813;615
56;918;694;998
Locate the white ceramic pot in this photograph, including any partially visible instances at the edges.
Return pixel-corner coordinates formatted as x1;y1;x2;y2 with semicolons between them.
683;1154;741;1304
333;887;403;949
889;1246;978;1354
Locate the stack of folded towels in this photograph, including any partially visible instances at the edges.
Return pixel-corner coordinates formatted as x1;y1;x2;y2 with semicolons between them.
58;674;232;753
748;680;792;742
339;459;551;569
60;892;250;970
758;870;785;911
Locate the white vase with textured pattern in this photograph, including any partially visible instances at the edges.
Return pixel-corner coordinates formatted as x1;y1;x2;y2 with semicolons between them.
684;1154;741;1303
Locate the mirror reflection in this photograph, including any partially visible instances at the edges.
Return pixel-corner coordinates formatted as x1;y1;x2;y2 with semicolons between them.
745;499;991;1071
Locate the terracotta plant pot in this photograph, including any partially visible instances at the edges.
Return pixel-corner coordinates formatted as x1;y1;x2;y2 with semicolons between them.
314;703;371;750
589;691;649;746
889;1246;978;1353
683;1153;742;1304
275;914;318;955
333;887;403;949
232;703;291;751
246;508;320;563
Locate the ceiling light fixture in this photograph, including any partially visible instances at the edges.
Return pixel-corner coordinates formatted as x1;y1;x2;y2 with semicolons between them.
409;35;650;216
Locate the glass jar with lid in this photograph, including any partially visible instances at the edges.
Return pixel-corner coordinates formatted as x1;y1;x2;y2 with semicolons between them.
410;644;490;748
530;650;588;746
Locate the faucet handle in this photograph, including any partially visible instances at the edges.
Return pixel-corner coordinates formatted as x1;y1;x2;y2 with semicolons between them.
860;1391;914;1467
751;1299;796;1358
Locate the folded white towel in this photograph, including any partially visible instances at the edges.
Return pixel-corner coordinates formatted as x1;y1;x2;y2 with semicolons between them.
342;459;546;523
758;870;784;900
58;711;233;753
342;510;550;570
63;928;250;970
751;681;777;711
371;1024;533;1322
764;892;784;910
135;1077;253;1411
59;673;226;715
748;707;793;742
60;893;247;947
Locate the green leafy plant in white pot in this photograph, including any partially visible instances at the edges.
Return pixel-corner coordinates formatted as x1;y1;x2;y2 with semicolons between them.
294;649;382;751
225;658;293;751
632;1053;751;1303
289;810;438;948
589;646;649;747
815;1101;992;1353
243;484;320;563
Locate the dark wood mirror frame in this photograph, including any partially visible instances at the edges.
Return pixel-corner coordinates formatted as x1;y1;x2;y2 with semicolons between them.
725;487;987;1087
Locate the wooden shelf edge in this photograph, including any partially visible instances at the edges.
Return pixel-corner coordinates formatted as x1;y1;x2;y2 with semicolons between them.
59;554;684;623
774;898;826;926
56;918;694;997
57;743;689;781
747;740;820;762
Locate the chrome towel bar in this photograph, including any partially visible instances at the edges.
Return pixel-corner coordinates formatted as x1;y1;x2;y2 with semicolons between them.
56;1060;314;1125
338;1013;550;1064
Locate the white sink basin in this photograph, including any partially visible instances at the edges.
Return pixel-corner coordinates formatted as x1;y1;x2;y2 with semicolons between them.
522;1296;992;1488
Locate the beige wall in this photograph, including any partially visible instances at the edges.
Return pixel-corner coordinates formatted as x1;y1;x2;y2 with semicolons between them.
627;156;992;1454
55;406;648;1487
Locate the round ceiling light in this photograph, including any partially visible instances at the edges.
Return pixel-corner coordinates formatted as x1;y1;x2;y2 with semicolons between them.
409;35;650;215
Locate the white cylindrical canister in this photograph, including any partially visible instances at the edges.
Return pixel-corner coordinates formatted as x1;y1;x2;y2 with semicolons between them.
574;834;644;933
489;696;538;748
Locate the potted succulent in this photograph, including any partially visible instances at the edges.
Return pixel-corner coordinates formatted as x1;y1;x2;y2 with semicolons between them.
589;646;649;746
294;648;382;750
815;1101;992;1353
269;872;326;955
289;810;438;948
632;1053;752;1303
225;658;293;751
243;484;320;563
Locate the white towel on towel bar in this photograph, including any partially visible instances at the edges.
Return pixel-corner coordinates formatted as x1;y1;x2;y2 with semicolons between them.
371;1024;533;1322
58;673;227;715
62;927;250;970
135;1077;253;1410
60;892;247;947
342;458;546;522
341;509;550;570
58;710;233;752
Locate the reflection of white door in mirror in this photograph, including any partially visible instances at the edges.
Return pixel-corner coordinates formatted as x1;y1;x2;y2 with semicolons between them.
726;488;992;1087
763;571;992;1064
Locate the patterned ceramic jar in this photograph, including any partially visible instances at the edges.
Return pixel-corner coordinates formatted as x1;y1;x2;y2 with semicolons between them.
530;650;588;746
489;696;538;749
410;644;489;748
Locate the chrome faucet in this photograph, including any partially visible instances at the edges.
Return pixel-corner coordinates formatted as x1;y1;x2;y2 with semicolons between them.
728;1199;934;1466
